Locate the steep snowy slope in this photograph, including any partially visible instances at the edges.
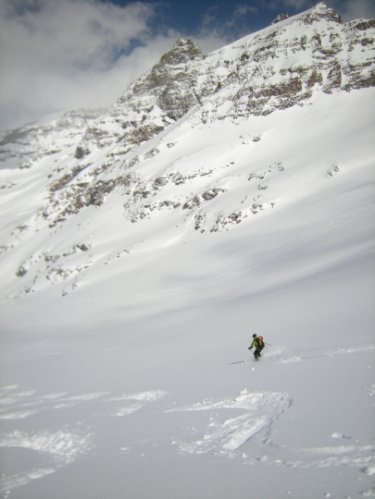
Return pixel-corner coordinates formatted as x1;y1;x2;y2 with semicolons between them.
1;88;374;329
0;3;374;499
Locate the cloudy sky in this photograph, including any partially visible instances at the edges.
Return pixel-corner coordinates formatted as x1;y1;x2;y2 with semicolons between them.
0;0;374;130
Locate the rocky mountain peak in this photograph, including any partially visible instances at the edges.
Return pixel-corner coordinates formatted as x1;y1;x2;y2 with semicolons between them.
132;38;203;96
158;38;203;66
272;12;289;25
302;2;342;24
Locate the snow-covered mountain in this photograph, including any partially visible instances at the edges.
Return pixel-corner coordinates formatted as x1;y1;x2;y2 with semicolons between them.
1;2;374;302
0;3;374;499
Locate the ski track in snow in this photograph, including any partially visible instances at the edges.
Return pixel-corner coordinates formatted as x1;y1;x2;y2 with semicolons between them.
167;389;375;479
279;344;375;365
277;444;375;476
168;389;292;456
230;343;375;366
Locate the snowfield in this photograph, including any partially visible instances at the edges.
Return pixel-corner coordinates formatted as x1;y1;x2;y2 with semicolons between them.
0;86;374;499
0;7;375;495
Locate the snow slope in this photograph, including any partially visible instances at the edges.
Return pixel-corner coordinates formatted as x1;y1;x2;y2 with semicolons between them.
0;86;374;499
0;5;375;499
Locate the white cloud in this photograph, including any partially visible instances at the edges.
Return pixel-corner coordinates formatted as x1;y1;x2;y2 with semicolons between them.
0;0;155;128
336;0;375;20
233;5;258;17
279;0;310;9
0;0;226;130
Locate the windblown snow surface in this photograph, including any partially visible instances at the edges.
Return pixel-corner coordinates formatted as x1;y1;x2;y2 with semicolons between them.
0;88;374;498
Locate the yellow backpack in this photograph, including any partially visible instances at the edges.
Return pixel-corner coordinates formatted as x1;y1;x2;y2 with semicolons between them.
257;336;265;348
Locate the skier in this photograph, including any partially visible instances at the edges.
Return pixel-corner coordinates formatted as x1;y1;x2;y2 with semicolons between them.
248;334;265;360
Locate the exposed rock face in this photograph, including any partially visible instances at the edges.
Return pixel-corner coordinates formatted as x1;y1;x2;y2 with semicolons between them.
151;40;203;119
195;1;373;120
272;12;289;24
135;38;203;91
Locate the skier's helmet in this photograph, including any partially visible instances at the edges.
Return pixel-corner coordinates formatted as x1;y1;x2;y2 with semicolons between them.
252;334;257;338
